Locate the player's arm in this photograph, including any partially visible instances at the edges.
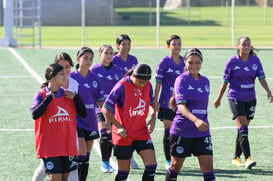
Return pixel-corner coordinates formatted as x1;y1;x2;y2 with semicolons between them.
213;81;228;108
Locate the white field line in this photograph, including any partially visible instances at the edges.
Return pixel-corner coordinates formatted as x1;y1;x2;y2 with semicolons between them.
8;48;119;172
0;75;32;79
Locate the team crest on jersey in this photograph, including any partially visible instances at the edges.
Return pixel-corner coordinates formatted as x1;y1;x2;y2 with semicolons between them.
92;81;98;88
252;64;258;71
49;106;71;123
129;98;146;117
205;85;210;93
115;74;120;80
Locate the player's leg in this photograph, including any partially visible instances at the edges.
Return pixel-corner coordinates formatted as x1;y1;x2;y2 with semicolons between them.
114;145;133;181
32;159;47;181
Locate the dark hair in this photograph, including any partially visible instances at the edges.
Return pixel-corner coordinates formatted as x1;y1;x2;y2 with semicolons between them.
126;63;152;80
184;48;203;62
99;45;113;53
76;47;94;58
116;34;131;46
54;52;73;67
166;35;181;46
41;63;64;88
237;36;258;56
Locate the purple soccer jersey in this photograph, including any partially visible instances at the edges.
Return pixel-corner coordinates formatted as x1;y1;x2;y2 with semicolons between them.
112;54;138;75
170;71;210;138
155;55;185;108
223;54;265;102
70;69;105;131
103;76;155;112
90;63;123;114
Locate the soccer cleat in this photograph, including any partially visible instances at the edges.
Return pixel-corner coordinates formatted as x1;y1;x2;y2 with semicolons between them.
165;160;171;170
101;161;109;173
108;164;115;173
232;157;244;167
245;157;256;169
130;157;139;169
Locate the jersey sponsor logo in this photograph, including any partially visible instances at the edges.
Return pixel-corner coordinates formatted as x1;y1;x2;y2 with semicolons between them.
134;88;142;96
166;68;173;73
233;66;240;70
188;85;194;90
89;131;98;137
106;75;113;80
192;109;207;114
49;106;71;123
92;80;98;88
129;98;146;117
176;146;184;154
243;67;250;71
240;84;254;89
46;161;54;170
84;83;90;88
175;70;181;75
98;73;103;77
85;104;94;109
197;88;203;93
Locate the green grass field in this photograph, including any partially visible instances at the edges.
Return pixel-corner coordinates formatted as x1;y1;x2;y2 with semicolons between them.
1;47;273;180
1;6;273;47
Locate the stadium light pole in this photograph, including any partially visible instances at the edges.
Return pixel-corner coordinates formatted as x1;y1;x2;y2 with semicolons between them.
81;0;86;47
156;0;160;47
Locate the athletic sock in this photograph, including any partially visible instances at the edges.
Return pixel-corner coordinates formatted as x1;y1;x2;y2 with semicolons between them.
32;159;47;181
115;170;129;181
142;164;157;181
77;155;86;181
163;128;171;161
203;171;216;181
100;129;113;161
234;130;242;158
238;126;251;159
165;168;178;181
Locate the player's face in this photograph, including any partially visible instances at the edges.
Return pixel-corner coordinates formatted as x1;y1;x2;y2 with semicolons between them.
131;76;149;87
78;52;93;69
54;69;66;87
118;39;131;55
58;60;71;76
100;47;113;65
185;55;202;78
238;38;251;55
168;39;181;55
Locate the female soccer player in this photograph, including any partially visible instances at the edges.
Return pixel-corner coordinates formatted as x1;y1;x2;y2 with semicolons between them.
166;48;216;181
70;47;105;180
112;34;139;168
32;52;80;181
213;36;273;169
102;64;157;181
112;34;138;76
30;63;86;181
90;45;123;173
154;35;185;169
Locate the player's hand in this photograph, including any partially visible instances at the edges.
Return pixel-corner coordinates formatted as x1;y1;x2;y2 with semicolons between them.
213;99;220;108
194;118;209;132
147;117;156;134
267;92;273;103
64;89;75;99
105;121;112;134
117;127;127;138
